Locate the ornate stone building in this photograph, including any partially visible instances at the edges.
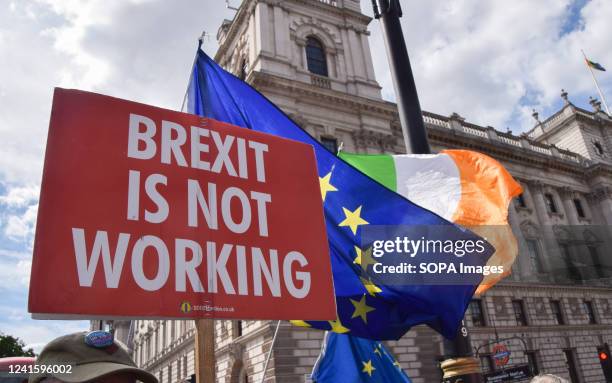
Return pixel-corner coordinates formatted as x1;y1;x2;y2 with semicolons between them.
101;1;612;382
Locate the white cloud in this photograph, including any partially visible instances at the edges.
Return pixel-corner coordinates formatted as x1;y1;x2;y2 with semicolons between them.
0;248;31;260
0;0;232;186
0;257;31;290
363;0;612;130
4;204;38;241
0;185;39;208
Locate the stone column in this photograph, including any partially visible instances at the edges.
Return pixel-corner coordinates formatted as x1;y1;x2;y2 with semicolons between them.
560;186;580;225
526;180;559;277
507;201;534;280
587;186;612;240
273;5;289;60
359;31;376;82
560;187;593;281
295;38;306;70
596;187;612;225
347;27;366;79
255;2;273;55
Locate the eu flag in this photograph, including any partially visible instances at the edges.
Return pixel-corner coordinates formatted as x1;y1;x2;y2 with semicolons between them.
187;46;492;340
311;333;411;383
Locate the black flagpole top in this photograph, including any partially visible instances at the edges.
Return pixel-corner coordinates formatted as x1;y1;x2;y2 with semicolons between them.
372;0;430;154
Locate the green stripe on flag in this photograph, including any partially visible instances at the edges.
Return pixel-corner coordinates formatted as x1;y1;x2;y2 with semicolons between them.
339;152;397;191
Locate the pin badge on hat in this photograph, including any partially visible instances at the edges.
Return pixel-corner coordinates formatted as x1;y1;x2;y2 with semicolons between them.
85;331;114;348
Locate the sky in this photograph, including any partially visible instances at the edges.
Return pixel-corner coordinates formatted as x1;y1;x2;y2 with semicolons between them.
1;0;611;353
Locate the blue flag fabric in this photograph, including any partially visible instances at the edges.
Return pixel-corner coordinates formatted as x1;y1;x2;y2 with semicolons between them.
311;333;411;383
187;47;491;340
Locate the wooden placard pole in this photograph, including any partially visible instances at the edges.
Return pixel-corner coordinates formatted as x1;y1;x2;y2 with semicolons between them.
195;319;215;383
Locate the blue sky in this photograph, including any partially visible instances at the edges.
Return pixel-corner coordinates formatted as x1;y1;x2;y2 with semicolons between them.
1;0;611;352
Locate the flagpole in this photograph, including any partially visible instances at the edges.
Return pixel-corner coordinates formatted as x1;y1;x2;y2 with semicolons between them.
371;0;430;155
259;320;282;383
582;49;611;115
181;33;207;113
187;34;216;383
371;1;482;382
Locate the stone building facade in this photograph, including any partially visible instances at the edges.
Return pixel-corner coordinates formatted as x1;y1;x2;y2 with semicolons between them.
99;0;612;382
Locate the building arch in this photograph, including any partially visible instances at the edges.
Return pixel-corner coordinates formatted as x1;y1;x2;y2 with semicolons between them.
305;36;328;76
291;19;339;53
291;20;339;77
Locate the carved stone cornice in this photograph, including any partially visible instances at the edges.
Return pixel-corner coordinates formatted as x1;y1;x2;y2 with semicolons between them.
352;129;394;150
587;186;612;203
524;179;544;193
381;134;398;151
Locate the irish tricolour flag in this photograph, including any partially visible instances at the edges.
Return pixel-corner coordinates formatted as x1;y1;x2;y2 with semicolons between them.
340;149;522;294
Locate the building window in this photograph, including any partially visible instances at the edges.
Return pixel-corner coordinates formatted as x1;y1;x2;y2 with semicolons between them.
512;299;528;326
167;365;172;383
573;199;585;218
239;59;248;80
161;321;167;349
588;246;605;279
469;299;486;327
526;351;539;375
515;193;527;208
584;301;597;324
320;136;338;153
146;337;151;360
526;239;543;273
544;193;557;213
594;141;605;156
177;358;182;379
560;244;580;281
479;354;494;373
306;36;328;77
236;320;243;337
563;349;581;383
551;300;565;325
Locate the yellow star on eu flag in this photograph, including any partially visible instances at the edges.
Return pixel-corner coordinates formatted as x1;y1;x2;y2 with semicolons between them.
362;359;376;377
339;205;369;235
350;295;375;324
360;276;382;296
328;319;350;334
353;246;378;270
319;172;338;201
289;320;311;328
394;360;401;369
374;347;382;356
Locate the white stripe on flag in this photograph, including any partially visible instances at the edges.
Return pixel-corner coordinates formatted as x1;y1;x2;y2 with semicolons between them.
393;154;461;221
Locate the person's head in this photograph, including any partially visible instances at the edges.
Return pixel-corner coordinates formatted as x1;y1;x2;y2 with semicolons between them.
530;374;570;383
29;331;157;383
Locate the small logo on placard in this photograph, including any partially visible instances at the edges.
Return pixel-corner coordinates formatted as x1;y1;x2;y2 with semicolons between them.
84;331;114;348
180;301;192;313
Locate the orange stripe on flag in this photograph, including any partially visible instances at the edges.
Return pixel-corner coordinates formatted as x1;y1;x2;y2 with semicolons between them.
443;150;523;294
444;150;522;226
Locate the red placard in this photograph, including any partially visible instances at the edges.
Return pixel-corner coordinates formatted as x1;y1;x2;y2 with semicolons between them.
28;88;335;321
